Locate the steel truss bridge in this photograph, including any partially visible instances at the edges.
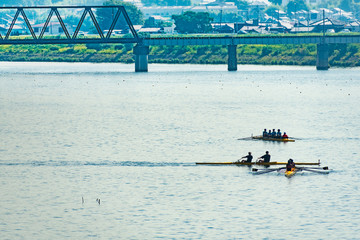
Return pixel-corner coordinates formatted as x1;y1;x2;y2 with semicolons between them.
0;6;360;71
0;6;139;44
143;35;360;46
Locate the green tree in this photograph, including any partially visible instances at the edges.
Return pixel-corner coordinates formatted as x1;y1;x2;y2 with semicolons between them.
339;0;353;11
286;0;308;14
265;5;282;17
96;0;144;31
172;11;213;33
230;0;249;10
268;0;282;5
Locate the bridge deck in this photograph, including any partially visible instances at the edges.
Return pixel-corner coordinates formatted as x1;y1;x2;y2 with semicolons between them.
1;35;359;45
142;35;360;46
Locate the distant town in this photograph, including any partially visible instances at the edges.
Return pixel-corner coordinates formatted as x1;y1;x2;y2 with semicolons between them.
0;0;359;37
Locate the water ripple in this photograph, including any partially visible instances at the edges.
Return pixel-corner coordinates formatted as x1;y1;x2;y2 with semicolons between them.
0;161;194;167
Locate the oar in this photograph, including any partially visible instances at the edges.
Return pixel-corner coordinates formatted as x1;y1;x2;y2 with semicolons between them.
288;137;301;140
237;137;252;140
299;166;329;170
298;168;330;174
252;167;284;174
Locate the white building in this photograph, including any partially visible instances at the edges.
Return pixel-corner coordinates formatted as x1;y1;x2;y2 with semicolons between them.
141;6;192;19
33;22;74;35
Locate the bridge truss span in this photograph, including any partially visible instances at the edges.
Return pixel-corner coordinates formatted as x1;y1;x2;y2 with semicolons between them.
0;6;139;44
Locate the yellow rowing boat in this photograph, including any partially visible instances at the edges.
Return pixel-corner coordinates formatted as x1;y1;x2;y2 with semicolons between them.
285;168;298;178
251;135;295;142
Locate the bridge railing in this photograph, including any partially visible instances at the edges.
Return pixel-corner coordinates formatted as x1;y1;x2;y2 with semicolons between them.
0;6;140;44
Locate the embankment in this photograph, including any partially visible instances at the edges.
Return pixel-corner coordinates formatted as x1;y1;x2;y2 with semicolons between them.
0;43;359;67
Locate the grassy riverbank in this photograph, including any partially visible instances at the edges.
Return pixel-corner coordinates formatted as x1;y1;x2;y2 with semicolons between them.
0;42;359;67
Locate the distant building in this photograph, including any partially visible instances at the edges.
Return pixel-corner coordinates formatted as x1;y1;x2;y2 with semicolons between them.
238;25;268;34
141;4;239;19
346;20;360;32
310;18;345;33
212;23;234;33
33;22;74;35
141;6;192;19
138;27;163;34
0;24;28;36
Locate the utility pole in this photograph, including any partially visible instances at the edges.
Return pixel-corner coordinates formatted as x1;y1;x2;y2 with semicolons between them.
220;9;222;28
322;9;325;39
307;11;309;33
294;3;297;33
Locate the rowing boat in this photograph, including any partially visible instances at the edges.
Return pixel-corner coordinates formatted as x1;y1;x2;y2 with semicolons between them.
196;161;320;166
253;166;330;176
285;168;298;178
250;135;295;142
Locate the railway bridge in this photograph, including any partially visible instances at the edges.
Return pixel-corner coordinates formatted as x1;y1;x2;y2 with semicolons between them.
139;35;360;71
1;6;360;72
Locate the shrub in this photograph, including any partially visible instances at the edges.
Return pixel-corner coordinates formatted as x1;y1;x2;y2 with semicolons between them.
86;44;102;51
261;46;272;56
49;46;60;51
114;44;124;50
74;45;87;53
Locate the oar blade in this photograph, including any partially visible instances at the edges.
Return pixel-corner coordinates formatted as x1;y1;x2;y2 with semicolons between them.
251;167;283;175
301;168;331;174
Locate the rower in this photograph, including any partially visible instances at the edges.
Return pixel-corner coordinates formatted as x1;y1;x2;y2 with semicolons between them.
257;151;271;163
282;132;288;138
267;129;272;137
239;152;253;163
271;129;276;137
263;129;267;137
276;129;282;138
286;159;295;171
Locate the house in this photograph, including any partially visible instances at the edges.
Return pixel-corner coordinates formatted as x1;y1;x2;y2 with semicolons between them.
332;8;353;22
0;24;28;36
346;21;360;32
138;27;163;34
266;24;287;33
141;6;192;19
310;18;345;33
212;23;234;33
239;25;268;34
290;26;315;33
32;22;74;35
234;19;260;33
163;25;176;34
141;3;239;20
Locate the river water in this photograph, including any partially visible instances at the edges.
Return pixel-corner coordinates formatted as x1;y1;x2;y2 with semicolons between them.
1;62;359;239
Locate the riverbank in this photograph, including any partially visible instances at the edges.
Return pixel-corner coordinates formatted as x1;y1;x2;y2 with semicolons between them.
0;43;359;67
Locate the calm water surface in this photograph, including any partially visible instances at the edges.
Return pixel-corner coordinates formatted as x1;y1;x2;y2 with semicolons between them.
1;62;359;239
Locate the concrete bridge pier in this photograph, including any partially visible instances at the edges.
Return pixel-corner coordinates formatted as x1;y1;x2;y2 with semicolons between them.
228;45;237;71
316;43;329;70
133;44;150;72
